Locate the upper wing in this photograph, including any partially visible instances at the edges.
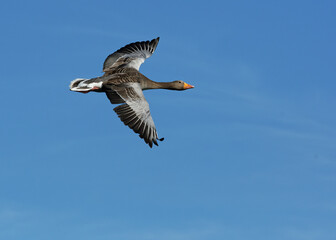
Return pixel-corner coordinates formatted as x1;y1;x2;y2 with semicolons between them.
103;37;160;72
105;82;163;148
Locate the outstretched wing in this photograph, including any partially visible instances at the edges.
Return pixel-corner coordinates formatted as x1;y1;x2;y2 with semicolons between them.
103;37;160;72
105;82;163;148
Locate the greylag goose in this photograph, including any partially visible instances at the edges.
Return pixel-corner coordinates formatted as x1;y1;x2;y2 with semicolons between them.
69;37;194;148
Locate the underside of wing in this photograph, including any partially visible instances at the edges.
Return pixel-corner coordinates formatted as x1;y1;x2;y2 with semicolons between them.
105;83;164;147
103;37;160;72
114;103;163;148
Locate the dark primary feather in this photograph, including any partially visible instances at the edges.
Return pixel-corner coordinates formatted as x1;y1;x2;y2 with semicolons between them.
113;103;162;148
103;37;160;72
106;82;163;148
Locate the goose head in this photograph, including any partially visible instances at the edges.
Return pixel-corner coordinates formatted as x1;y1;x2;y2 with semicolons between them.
171;80;194;90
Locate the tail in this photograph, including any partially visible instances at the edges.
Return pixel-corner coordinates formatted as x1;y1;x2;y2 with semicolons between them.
69;78;103;93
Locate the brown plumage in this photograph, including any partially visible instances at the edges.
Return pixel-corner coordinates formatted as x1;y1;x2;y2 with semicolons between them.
69;37;194;148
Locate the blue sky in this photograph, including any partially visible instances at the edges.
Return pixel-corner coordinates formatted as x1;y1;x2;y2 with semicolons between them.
1;0;336;239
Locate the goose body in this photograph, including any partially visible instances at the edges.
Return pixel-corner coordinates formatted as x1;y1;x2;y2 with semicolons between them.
70;37;194;148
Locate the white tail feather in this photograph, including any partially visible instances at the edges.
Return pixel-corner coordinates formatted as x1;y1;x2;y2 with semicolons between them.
69;78;102;92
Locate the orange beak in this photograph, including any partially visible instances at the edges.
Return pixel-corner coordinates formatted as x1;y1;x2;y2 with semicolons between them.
183;82;194;89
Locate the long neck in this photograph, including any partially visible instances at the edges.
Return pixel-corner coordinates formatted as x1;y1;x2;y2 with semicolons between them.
142;79;175;90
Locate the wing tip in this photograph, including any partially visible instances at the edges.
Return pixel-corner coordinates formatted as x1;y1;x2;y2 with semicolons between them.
103;37;161;71
147;136;164;148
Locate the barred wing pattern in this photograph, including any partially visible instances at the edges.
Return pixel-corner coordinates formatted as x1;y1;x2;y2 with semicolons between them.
103;37;160;72
107;83;163;147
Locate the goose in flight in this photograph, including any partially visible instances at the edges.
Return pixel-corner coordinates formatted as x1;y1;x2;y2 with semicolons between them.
69;37;194;148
